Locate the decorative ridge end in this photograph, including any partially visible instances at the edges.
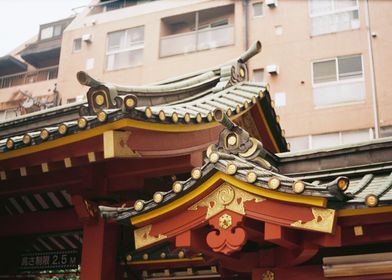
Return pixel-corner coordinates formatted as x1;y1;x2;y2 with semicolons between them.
212;108;276;171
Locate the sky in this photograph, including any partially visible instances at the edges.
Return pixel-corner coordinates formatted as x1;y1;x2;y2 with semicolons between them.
0;0;91;56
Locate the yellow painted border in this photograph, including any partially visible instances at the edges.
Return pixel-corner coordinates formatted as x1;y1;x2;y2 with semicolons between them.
131;171;327;225
128;257;204;265
256;102;280;153
1;104;263;160
0;119;219;160
338;205;392;217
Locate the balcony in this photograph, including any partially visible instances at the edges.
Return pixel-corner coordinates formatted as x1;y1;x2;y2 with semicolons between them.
89;0;155;14
160;25;235;58
20;17;74;68
0;66;58;89
160;4;235;58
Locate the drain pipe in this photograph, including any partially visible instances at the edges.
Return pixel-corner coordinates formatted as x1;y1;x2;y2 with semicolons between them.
365;0;380;138
244;0;249;50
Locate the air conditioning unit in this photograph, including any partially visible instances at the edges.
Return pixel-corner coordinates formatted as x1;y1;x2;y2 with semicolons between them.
82;34;92;43
266;0;278;8
266;64;279;75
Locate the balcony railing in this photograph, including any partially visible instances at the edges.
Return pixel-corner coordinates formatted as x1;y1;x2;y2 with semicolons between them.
0;66;58;89
160;25;234;58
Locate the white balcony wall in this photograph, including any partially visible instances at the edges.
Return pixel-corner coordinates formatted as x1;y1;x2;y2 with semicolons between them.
160;25;234;57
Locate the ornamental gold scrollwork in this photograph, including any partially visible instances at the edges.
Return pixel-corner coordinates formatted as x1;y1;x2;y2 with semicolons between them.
134;224;167;249
188;183;265;219
290;207;335;233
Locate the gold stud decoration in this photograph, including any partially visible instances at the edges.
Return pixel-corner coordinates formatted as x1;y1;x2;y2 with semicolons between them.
191;167;202;180
58;124;68;135
142;253;149;260
196;113;202;123
207;112;213;122
184;113;191;123
145;107;152;118
126;255;132;262
172;112;179;123
125;97;135;109
23;134;31;145
209;152;219;163
337;177;349;191
227;134;237;146
95;94;105;106
244;101;249;109
239;67;245;78
6;138;14;149
246;171;257;183
365;194;378;207
97;111;107;122
159;110;166;121
78;117;88;129
134;200;145;211
160;252;166;259
153;192;164;204
178;250;185;259
292;180;305;194
40;129;49;141
172;181;183;193
226;163;237;175
268;177;281;190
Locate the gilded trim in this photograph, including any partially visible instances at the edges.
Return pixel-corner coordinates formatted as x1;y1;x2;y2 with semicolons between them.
291;207;335;233
0;107;257;161
134;225;167;250
131;171;327;225
188;182;265;218
337;206;392;217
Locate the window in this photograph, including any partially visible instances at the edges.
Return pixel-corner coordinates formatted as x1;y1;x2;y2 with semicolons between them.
287;129;372;152
309;0;359;36
252;2;263;17
73;38;82;52
106;26;144;71
312;55;365;107
40;24;63;40
47;68;58;80
253;69;265;83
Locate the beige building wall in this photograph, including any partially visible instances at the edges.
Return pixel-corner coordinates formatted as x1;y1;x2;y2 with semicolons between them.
248;0;375;137
58;0;246;102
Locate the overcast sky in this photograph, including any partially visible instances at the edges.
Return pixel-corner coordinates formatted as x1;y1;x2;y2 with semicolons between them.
0;0;91;56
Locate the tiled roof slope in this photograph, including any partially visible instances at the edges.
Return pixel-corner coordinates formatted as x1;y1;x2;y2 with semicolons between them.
100;109;391;223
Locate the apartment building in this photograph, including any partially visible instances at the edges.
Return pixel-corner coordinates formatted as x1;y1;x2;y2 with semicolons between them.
0;0;391;152
0;17;74;119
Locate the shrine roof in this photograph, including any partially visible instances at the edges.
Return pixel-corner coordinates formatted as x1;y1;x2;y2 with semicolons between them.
0;41;287;158
100;110;392;226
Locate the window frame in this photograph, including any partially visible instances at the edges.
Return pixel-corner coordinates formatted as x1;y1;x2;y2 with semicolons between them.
252;68;265;83
39;24;63;40
72;38;82;53
252;2;264;18
105;26;145;71
308;0;360;36
311;54;364;88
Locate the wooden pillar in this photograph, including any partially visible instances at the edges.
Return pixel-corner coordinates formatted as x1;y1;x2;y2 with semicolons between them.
80;218;118;280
